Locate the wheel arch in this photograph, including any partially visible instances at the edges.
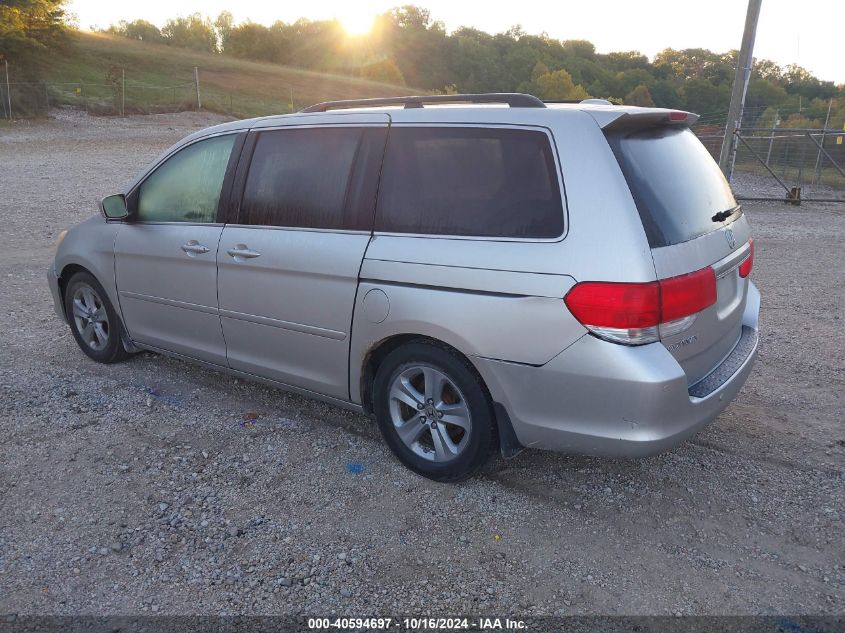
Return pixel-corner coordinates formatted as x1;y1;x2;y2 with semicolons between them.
58;263;138;354
360;333;525;461
360;334;445;415
57;263;94;313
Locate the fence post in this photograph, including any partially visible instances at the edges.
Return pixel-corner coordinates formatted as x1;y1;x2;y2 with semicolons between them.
194;67;201;110
4;59;11;120
765;111;778;166
797;133;808;186
121;68;125;117
812;98;833;184
44;81;49;113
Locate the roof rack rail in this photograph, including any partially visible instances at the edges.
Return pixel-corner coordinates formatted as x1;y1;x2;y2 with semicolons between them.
300;93;546;113
542;99;616;105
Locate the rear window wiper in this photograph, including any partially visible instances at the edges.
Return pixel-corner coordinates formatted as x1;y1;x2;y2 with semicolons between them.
712;206;741;223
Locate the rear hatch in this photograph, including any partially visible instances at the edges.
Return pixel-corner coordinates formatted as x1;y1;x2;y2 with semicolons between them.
605;118;753;386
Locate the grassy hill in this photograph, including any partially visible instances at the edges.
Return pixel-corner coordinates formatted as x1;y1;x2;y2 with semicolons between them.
39;31;419;118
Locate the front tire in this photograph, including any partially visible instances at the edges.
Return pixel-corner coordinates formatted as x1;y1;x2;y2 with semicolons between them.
64;271;130;364
373;341;497;482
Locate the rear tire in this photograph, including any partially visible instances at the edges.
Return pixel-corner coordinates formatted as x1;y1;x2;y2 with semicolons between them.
64;271;130;364
373;341;497;482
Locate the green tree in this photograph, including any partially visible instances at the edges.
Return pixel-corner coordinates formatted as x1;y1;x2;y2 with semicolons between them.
214;11;234;52
447;27;503;92
625;84;655;107
682;78;730;115
162;13;217;53
296;19;348;70
650;79;684;108
562;39;595;60
753;58;784;83
360;58;405;85
531;61;550;81
375;6;451;90
389;5;432;29
533;69;590;101
654;48;733;84
783;63;837;101
108;19;163;43
601;51;650;72
226;22;281;61
781;112;820;129
618;68;654;94
587;79;613;100
0;0;69;70
756;106;781;129
745;78;788;111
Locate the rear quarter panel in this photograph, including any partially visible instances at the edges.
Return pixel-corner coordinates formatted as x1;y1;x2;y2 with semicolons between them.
349;269;584;405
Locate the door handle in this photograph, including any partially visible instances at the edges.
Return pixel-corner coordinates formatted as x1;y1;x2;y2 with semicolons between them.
181;241;210;255
226;244;261;260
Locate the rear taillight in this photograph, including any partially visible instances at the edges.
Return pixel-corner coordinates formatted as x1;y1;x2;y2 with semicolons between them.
739;239;754;278
659;267;718;321
564;267;717;345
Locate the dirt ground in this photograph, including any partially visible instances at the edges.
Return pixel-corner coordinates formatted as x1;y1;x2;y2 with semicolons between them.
0;110;842;616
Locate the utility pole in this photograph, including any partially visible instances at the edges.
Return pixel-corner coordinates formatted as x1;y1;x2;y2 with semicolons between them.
194;66;201;111
121;68;125;117
719;0;763;179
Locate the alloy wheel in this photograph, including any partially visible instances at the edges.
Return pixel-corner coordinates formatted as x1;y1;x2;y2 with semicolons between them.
71;285;109;351
388;365;472;462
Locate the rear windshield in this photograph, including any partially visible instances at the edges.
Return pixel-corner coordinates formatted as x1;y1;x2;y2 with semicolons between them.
608;127;738;248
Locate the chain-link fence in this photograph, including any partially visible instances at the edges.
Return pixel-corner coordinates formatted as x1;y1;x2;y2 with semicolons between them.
0;80;199;117
735;128;844;193
694;125;845;203
694;100;845;203
0;78;299;119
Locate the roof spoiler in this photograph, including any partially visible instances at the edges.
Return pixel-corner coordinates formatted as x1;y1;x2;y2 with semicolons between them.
598;109;700;131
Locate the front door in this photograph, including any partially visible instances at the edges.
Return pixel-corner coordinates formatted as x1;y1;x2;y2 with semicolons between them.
217;118;388;399
115;133;239;364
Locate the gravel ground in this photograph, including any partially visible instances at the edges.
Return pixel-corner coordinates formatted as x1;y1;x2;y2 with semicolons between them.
0;110;843;617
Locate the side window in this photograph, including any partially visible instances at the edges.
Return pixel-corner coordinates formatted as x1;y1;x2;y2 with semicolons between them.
240;127;370;230
375;127;564;238
138;134;236;223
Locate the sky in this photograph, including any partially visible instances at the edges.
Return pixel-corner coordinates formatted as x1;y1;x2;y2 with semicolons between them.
66;0;845;84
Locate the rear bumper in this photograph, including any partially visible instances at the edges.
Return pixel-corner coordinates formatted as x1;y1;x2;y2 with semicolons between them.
47;264;66;322
474;282;760;457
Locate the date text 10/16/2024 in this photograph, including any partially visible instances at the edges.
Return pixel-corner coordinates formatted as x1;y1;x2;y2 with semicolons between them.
307;617;528;630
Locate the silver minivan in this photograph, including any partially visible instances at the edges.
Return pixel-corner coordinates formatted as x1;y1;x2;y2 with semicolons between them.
48;93;759;481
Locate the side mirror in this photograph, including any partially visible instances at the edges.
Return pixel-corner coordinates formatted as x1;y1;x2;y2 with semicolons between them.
100;194;128;220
